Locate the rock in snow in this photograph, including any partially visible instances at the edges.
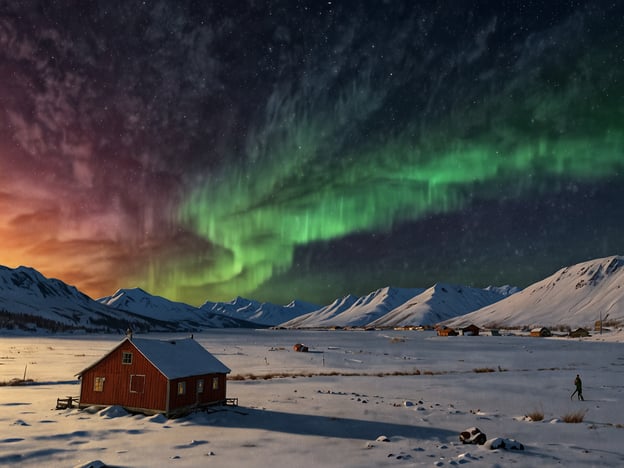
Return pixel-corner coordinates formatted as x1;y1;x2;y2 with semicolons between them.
459;427;487;445
484;437;525;451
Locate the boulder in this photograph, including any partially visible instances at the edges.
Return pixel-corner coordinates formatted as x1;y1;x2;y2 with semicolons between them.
459;427;486;445
484;437;524;450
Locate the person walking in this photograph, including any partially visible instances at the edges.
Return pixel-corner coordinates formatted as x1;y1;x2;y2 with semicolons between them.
571;374;584;400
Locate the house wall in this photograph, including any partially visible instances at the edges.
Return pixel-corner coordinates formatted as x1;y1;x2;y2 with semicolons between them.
79;340;168;412
168;373;227;413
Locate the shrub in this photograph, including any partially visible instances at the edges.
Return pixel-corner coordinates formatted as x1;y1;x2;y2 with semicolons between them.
473;367;496;373
525;407;544;421
561;409;587;423
228;369;425;381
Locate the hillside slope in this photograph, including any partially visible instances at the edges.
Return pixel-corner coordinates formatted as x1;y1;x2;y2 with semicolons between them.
444;255;624;329
370;283;509;327
0;266;158;332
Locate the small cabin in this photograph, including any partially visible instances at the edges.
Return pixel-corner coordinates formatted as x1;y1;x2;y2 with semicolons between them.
77;337;230;417
461;324;481;336
437;326;458;336
530;327;552;337
569;328;590;338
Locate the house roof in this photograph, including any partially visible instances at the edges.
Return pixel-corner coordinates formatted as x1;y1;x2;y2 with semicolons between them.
77;337;231;380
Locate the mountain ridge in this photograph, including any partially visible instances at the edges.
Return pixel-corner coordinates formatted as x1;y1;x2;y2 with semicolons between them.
2;255;623;333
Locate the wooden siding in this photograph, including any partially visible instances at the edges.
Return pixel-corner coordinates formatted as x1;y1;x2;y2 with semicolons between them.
79;340;168;412
169;374;227;413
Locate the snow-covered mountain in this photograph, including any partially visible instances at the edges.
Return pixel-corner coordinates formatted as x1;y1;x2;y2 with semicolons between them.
201;297;319;326
444;255;624;329
99;288;257;329
201;296;261;320
484;285;522;296
0;266;159;332
4;255;622;333
281;287;427;328
281;294;360;328
369;283;510;327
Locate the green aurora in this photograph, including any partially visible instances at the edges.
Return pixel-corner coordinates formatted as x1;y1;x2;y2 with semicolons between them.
168;50;623;303
127;3;624;305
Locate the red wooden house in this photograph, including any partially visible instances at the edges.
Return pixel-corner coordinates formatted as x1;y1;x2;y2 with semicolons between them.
77;337;230;417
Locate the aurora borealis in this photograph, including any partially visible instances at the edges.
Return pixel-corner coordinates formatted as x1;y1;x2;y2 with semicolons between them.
1;1;623;306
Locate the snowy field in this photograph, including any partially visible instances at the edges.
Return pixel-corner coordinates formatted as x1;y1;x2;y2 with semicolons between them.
1;329;623;467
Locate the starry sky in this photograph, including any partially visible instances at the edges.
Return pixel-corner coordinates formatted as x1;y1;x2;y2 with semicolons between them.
1;1;623;306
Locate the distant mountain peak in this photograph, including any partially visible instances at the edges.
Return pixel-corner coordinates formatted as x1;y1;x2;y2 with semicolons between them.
484;285;522;296
572;255;623;290
445;255;624;329
0;265;161;333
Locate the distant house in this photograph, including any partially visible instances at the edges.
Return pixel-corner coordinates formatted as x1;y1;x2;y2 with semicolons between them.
437;326;458;336
461;324;481;336
569;328;590;338
530;327;552;337
77;337;231;417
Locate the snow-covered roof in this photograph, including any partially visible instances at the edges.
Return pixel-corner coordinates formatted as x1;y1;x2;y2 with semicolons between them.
130;338;231;379
78;337;230;380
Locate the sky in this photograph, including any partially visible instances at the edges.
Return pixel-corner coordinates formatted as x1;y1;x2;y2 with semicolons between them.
1;1;623;306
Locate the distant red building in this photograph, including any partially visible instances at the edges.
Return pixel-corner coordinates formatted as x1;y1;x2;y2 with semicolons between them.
437;326;458;336
77;337;230;417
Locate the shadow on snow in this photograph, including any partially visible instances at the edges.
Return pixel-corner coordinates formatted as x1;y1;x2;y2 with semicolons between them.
185;406;456;442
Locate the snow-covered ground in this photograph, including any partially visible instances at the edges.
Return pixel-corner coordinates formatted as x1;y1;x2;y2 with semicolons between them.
1;330;623;467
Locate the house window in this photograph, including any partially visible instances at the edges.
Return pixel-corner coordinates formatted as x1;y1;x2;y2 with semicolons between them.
212;377;219;390
197;379;204;394
122;352;133;364
130;374;145;393
94;377;105;392
177;381;186;395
